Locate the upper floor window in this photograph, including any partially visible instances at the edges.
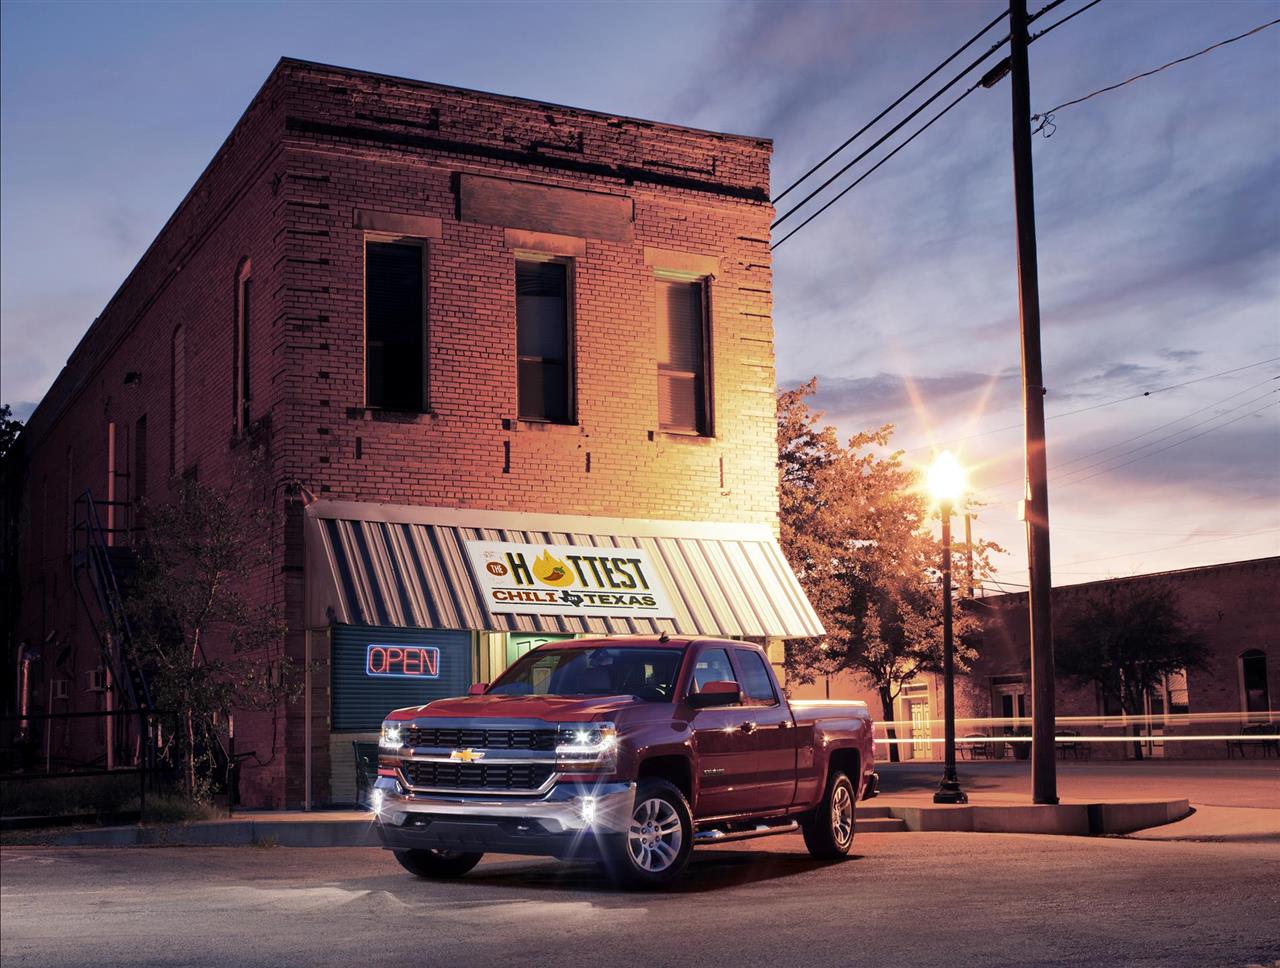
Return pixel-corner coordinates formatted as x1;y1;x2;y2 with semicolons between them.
234;261;252;430
516;257;573;423
656;274;711;435
170;325;185;476
365;240;427;412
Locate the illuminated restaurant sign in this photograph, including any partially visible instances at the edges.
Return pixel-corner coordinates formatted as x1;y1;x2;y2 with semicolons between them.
464;540;678;619
365;643;441;678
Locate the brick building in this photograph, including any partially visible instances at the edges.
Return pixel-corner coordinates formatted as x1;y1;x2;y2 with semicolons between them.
793;557;1278;760
5;58;822;808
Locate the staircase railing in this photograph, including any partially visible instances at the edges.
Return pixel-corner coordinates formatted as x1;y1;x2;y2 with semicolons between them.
72;491;153;719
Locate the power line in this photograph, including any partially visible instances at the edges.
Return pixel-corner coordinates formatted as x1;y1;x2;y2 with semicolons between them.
1029;0;1105;42
771;0;1107;248
1057;398;1280;490
978;375;1279;493
771;8;1008;205
1056;526;1280;568
772;31;1010;231
1051;524;1267;538
1033;16;1280;135
898;356;1280;455
773;81;985;250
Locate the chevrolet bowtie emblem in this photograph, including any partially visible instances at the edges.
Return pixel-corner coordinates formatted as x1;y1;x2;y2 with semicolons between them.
450;748;485;763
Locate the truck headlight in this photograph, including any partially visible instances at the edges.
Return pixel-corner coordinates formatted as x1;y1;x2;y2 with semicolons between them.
379;723;403;750
556;722;617;772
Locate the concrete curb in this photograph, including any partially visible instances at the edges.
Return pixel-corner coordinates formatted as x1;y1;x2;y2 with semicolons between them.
881;799;1191;836
44;818;382;848
27;799;1192;847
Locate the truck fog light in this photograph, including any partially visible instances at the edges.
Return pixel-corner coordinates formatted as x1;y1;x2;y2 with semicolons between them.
370;788;385;816
580;796;598;826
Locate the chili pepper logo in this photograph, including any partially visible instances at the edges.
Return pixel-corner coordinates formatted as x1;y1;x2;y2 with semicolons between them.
532;550;575;587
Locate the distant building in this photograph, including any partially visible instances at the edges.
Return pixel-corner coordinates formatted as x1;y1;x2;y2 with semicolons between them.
4;58;822;808
791;557;1278;760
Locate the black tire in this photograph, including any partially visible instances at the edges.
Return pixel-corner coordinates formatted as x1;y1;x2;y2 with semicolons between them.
601;778;694;889
802;770;855;860
393;848;484;879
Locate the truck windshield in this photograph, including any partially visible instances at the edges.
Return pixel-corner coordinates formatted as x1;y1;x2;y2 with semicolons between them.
488;647;686;702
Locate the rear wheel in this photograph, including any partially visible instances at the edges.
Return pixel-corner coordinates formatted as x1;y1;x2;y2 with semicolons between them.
802;770;855;859
602;778;693;889
393;848;484;879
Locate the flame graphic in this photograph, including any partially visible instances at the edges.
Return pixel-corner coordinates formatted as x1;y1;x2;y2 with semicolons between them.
532;550;575;587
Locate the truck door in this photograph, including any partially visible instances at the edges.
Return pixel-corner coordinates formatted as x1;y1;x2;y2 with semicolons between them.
730;647;798;812
686;646;756;818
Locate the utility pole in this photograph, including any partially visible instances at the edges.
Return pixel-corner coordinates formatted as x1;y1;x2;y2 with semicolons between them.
1008;0;1058;805
964;511;976;598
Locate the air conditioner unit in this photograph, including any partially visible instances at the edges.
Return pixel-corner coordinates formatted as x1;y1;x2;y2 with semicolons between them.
87;668;108;693
51;679;71;701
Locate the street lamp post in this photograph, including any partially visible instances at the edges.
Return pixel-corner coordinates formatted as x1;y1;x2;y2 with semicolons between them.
929;451;968;805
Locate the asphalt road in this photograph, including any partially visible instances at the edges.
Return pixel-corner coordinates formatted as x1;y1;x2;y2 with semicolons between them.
3;834;1278;968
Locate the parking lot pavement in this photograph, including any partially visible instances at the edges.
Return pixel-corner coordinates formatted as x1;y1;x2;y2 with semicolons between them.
4;833;1278;968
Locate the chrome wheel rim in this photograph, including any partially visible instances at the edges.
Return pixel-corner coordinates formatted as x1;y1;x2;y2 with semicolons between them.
627;797;683;872
831;783;853;847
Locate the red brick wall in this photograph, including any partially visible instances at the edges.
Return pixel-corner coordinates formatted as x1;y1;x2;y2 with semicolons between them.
11;59;777;807
270;61;777;526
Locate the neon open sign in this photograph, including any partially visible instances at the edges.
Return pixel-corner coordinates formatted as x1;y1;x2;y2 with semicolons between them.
365;644;441;679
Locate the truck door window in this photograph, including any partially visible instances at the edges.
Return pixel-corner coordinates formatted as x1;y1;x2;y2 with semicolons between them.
734;649;778;706
691;648;738;692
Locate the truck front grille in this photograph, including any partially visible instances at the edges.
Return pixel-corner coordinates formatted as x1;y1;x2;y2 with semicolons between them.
399;761;557;792
401;726;558;751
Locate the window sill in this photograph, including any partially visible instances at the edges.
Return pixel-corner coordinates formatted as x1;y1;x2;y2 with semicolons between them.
657;430;715;444
513;419;583;435
346;407;435;424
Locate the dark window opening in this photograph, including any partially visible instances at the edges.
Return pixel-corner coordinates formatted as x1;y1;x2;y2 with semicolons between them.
133;415;148;511
516;259;572;423
366;241;426;412
170;326;185;476
1241;650;1270;715
656;277;710;435
238;276;252;428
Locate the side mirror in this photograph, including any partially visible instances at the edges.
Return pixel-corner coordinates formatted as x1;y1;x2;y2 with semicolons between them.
468;682;489;696
687;680;741;709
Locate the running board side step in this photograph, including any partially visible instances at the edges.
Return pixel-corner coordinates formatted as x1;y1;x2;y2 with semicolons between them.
695;820;799;844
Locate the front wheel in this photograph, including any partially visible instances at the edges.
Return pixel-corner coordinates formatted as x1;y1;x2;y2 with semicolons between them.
802;770;855;859
393;848;484;879
602;778;694;889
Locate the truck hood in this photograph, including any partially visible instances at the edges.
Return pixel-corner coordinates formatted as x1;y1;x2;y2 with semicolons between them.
387;693;643;723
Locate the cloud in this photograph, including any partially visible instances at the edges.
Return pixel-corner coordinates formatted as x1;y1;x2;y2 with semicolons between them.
800;367;1022;429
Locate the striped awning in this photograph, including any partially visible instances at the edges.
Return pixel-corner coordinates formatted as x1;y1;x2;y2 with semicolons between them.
304;500;823;639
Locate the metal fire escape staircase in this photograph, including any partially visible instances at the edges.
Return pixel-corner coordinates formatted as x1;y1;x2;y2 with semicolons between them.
72;491;153;722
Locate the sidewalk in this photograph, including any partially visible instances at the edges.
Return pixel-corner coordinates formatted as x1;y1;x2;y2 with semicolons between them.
873;759;1278;840
9;760;1273;848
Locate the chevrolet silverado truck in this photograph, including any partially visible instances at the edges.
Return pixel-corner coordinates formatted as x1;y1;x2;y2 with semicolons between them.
372;635;878;888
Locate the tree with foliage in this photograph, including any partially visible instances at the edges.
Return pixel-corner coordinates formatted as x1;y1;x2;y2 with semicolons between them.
778;379;1002;760
1055;583;1209;759
0;404;23;460
124;453;297;799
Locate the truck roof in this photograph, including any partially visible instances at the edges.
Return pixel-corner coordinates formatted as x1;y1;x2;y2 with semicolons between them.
531;635;731;651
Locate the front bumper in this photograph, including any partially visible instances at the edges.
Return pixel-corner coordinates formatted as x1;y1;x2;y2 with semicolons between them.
373;778;635;859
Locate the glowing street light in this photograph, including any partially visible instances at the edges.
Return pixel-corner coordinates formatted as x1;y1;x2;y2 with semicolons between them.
929;451;968;805
927;450;967;509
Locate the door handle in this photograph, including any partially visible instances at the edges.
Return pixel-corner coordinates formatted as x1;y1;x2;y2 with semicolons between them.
739;721;758;734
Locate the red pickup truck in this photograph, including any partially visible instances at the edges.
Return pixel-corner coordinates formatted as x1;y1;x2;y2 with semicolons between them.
373;635;878;887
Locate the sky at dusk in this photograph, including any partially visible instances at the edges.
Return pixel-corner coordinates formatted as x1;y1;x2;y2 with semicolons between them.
2;0;1278;588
